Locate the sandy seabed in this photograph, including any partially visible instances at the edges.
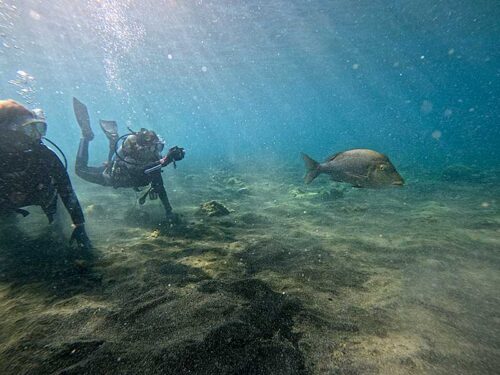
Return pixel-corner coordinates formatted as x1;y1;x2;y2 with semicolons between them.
0;161;499;374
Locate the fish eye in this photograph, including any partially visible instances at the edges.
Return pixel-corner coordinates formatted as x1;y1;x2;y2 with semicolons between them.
378;165;387;171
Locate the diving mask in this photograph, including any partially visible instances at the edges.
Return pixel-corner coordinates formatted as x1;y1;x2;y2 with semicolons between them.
139;129;165;153
21;108;47;139
144;140;164;153
21;119;47;139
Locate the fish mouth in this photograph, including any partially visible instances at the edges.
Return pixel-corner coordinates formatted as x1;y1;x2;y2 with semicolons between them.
392;180;404;186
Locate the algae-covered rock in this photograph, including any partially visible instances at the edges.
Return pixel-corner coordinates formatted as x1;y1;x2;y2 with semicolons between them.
441;164;483;182
200;200;230;217
150;229;161;238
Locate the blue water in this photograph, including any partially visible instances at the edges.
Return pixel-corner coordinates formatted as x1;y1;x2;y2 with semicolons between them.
1;0;498;170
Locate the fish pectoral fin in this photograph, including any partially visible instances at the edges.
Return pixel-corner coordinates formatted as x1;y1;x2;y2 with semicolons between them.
344;171;368;180
343;172;369;188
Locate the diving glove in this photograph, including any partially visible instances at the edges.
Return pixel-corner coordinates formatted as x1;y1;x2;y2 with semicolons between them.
70;225;92;250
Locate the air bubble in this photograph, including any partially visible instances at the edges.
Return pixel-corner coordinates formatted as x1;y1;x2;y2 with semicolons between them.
29;9;41;20
431;130;442;140
420;100;433;114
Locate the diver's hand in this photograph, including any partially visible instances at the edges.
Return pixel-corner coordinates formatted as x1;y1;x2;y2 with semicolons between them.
148;147;185;174
70;224;92;250
165;146;185;163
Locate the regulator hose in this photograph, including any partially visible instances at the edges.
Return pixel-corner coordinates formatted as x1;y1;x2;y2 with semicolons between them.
43;137;68;170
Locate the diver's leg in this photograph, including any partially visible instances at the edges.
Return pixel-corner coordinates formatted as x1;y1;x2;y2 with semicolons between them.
75;138;109;185
76;138;90;168
151;173;173;215
99;120;119;164
73;98;109;185
73;97;95;140
158;187;173;214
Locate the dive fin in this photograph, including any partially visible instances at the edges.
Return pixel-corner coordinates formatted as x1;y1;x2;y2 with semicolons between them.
301;152;321;184
99;120;119;142
138;187;152;205
73;97;94;140
100;120;119;163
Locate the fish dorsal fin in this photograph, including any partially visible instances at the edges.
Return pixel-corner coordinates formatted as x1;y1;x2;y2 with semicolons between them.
325;152;342;162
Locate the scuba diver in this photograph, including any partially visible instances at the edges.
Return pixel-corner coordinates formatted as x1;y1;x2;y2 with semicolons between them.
72;98;185;220
0;99;91;249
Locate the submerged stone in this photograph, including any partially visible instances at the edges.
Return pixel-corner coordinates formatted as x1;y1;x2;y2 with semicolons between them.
199;200;230;217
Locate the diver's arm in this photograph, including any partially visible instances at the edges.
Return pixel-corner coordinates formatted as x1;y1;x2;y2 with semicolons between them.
45;148;85;225
144;146;185;174
46;148;91;248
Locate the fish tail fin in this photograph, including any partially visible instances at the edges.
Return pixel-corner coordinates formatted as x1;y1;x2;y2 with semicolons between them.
301;152;321;184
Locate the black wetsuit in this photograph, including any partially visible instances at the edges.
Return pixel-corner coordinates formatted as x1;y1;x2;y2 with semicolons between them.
75;138;173;213
0;130;85;225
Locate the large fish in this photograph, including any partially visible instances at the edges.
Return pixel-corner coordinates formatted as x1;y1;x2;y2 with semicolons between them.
302;149;404;188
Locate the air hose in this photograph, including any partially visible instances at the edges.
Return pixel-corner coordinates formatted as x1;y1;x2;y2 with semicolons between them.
43;137;68;170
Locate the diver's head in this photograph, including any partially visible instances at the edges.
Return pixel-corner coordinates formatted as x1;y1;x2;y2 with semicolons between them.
136;128;165;153
0;99;47;141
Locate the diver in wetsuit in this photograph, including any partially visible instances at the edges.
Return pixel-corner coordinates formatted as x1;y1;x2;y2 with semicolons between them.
0;99;91;249
73;98;185;219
